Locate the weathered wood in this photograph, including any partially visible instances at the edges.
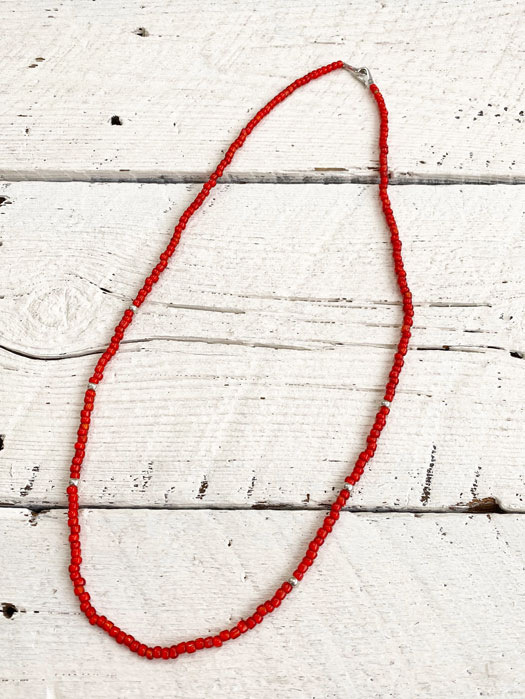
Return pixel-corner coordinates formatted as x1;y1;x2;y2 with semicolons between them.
1;2;524;694
2;182;521;354
1;182;523;510
1;508;524;698
0;1;522;182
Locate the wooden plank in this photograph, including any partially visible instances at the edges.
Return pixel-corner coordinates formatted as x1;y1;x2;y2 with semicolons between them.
2;337;524;511
1;182;523;510
1;508;524;698
0;1;522;182
2;181;521;353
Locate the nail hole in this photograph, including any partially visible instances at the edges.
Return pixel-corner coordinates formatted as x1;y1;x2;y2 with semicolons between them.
2;603;18;619
0;434;4;451
110;116;123;126
133;27;149;37
465;496;505;513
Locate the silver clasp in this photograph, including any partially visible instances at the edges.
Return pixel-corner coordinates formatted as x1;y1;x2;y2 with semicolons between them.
342;63;373;87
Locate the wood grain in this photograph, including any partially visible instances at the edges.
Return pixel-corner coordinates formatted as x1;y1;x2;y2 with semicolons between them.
1;3;524;695
0;182;523;511
0;0;522;182
1;508;524;698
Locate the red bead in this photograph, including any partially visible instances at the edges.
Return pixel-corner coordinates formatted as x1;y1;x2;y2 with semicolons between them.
186;642;196;654
176;642;186;654
161;648;169;659
230;627;241;639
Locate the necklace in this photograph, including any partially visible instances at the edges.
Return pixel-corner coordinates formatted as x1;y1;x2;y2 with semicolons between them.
67;60;414;660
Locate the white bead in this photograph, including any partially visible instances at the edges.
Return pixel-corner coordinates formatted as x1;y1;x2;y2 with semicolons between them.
343;482;353;492
69;478;79;486
381;399;391;408
128;303;138;312
288;576;299;587
87;382;97;391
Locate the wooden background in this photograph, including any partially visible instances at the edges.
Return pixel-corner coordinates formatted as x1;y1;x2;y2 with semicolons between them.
1;1;524;697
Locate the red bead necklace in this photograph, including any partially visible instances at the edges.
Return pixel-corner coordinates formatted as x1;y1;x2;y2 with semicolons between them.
67;61;414;660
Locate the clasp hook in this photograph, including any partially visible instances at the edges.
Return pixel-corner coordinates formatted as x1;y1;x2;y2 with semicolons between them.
342;63;373;87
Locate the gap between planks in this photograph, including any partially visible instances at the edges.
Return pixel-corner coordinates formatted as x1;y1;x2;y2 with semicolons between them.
0;172;524;185
0;502;510;516
1;340;521;363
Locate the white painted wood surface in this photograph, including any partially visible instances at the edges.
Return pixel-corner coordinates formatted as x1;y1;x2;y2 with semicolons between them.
2;509;525;698
1;1;524;697
0;0;523;182
0;182;523;514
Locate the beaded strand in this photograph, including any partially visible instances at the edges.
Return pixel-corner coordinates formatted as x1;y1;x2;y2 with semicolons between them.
66;60;414;660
